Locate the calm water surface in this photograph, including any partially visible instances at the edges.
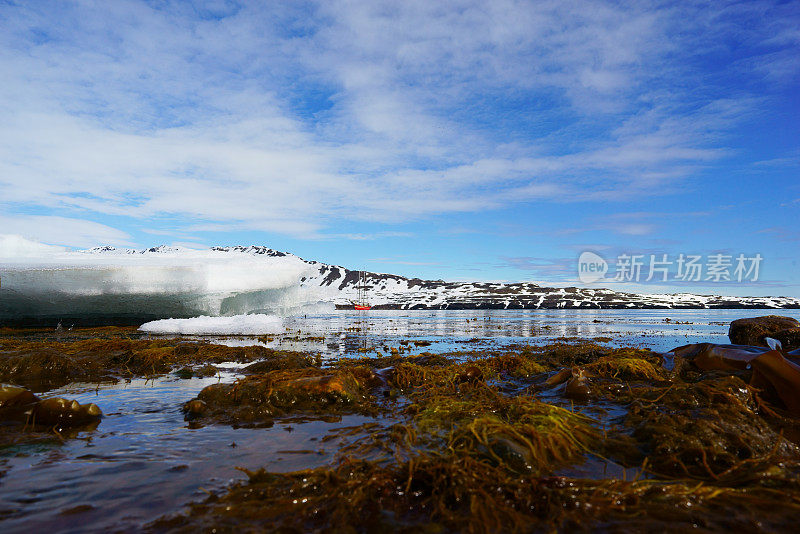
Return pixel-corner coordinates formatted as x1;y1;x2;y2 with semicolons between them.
271;308;800;356
1;309;798;532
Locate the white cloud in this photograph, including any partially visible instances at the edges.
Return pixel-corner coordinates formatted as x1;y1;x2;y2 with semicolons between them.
0;234;67;257
0;216;133;249
0;0;796;243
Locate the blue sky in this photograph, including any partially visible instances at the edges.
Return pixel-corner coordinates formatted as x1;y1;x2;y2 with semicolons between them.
0;0;798;296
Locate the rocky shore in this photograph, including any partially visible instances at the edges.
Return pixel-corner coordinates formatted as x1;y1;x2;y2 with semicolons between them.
1;316;800;531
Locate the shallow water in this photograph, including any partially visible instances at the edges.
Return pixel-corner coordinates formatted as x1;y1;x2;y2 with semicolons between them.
0;371;388;532
211;308;800;358
1;309;799;532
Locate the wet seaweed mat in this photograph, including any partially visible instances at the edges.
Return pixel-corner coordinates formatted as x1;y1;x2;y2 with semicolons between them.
159;340;800;532
1;325;800;532
0;328;314;391
151;457;800;533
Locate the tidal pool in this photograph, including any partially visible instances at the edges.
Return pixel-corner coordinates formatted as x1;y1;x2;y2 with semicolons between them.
1;308;798;532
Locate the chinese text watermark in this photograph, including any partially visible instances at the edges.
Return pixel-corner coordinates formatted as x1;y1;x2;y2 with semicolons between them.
578;252;762;284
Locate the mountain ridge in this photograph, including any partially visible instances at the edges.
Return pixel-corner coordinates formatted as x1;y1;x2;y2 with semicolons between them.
67;244;800;310
0;243;797;325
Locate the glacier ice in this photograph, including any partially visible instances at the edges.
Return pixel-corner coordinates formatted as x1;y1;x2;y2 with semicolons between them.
139;314;284;335
2;234;799;324
0;235;335;320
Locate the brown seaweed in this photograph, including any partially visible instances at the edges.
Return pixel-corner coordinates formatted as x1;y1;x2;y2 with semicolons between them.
149;454;800;533
671;343;800;416
5;326;800;532
185;368;380;425
0;330;312;390
0;384;102;446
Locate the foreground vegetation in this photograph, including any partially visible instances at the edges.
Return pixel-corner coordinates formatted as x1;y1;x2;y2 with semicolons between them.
2;327;800;532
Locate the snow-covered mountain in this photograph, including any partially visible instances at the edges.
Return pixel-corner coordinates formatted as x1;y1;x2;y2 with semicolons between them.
1;239;798;324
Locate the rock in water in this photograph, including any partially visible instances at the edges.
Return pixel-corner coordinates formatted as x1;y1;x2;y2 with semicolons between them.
564;369;591;401
457;365;484;383
729;316;800;347
183;399;208;417
750;349;800;416
774;328;800;352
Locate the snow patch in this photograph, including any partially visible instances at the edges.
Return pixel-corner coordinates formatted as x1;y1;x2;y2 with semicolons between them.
139;314;284;335
2;235;798;315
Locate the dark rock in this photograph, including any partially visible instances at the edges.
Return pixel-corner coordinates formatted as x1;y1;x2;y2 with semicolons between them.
564;370;591;401
458;365;484;383
729;315;800;347
175;367;194;379
183;399;207;417
774;327;800;352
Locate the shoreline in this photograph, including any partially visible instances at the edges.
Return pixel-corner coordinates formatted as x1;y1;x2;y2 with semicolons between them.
1;317;800;531
4;305;800;329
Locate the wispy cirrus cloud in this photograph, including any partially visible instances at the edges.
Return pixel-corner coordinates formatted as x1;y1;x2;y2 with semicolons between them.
500;256;577;282
0;215;134;248
0;0;797;246
554;210;712;237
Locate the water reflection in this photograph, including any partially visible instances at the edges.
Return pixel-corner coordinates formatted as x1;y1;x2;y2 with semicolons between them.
213;309;800;356
0;372;387;533
2;308;799;532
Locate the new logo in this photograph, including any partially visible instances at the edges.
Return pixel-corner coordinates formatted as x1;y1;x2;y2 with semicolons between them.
578;251;608;284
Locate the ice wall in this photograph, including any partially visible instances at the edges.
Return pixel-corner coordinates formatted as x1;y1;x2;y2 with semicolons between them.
0;235;328;322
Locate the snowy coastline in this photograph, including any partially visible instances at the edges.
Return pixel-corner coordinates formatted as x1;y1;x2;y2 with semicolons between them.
1;236;798;324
